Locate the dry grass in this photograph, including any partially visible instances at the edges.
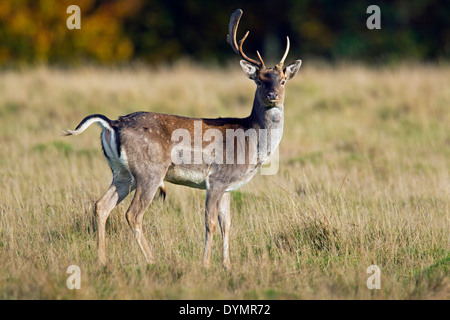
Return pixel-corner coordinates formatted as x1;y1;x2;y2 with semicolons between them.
0;62;448;299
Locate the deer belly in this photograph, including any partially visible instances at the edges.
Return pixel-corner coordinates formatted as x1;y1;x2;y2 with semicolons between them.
165;165;207;189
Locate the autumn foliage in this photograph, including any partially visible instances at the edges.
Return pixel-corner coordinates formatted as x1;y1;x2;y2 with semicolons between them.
0;0;448;65
0;0;139;64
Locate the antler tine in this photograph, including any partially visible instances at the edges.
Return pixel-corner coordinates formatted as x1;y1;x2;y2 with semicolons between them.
227;9;263;68
238;31;262;67
278;36;290;67
256;51;265;69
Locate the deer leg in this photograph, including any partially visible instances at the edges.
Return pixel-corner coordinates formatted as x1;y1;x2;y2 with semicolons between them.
218;192;231;270
96;177;133;265
202;186;225;268
125;179;161;264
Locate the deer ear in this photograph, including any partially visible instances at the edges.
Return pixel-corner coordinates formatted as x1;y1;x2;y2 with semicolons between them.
284;60;302;80
240;60;258;80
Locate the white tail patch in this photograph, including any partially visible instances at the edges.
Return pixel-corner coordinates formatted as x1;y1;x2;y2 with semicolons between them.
107;143;134;186
101;128;119;159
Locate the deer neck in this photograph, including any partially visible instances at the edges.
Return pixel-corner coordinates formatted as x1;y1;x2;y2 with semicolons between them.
248;92;284;129
247;92;284;161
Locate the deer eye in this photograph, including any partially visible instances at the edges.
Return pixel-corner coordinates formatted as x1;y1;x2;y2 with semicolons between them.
280;80;286;86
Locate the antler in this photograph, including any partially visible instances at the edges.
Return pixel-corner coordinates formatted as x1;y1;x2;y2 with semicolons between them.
278;36;290;67
227;9;265;69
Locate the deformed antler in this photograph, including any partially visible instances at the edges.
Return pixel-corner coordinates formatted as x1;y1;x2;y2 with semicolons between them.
227;9;265;69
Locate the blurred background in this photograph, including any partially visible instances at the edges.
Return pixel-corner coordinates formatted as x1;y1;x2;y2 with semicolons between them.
0;0;449;66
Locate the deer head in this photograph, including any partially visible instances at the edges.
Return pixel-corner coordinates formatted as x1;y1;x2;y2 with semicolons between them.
227;9;302;108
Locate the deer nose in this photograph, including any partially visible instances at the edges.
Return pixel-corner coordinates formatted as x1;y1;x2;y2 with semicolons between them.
267;92;278;100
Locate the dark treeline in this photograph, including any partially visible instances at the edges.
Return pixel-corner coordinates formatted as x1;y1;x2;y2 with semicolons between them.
0;0;448;65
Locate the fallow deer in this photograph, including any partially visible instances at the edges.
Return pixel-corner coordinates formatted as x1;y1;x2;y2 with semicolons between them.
65;9;302;269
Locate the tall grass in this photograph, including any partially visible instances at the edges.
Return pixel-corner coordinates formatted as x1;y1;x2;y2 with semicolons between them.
0;62;448;299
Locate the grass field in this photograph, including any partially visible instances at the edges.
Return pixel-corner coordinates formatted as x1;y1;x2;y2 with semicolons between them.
0;62;448;299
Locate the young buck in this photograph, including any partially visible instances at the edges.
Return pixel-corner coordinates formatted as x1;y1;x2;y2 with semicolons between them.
65;9;302;269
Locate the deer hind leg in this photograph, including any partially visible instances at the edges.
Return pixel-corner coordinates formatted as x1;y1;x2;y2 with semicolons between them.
96;177;133;266
202;185;225;268
218;192;231;270
125;176;164;264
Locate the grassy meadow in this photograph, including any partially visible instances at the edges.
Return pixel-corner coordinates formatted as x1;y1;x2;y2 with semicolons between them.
0;62;448;299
